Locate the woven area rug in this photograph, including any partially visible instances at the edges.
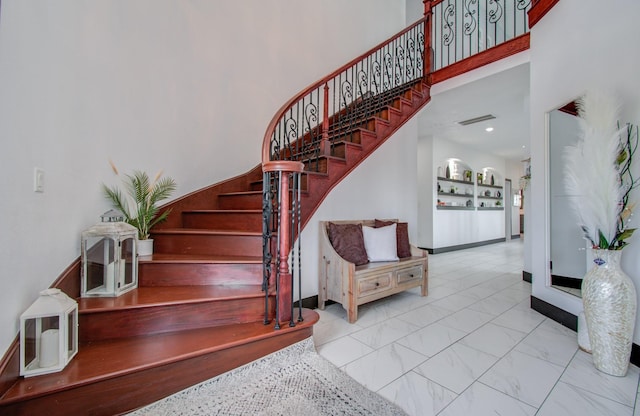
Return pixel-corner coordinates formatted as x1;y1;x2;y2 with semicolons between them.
129;337;406;415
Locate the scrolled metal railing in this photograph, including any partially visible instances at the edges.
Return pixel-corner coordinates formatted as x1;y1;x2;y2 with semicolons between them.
260;13;431;328
431;0;532;71
261;17;430;172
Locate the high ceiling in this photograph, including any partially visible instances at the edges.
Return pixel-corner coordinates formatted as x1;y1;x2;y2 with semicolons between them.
418;63;530;162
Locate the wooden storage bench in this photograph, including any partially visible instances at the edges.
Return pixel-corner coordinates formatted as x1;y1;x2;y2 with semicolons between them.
318;219;428;323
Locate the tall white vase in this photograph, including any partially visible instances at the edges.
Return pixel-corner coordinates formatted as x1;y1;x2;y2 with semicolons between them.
582;249;637;376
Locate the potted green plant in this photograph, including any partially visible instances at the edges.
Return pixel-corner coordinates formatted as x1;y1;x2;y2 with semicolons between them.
102;163;177;256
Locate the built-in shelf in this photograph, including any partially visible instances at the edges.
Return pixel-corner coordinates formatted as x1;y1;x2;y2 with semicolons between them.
478;196;502;200
437;206;475;210
437;176;475;185
477;206;504;211
438;192;474;198
477;183;503;189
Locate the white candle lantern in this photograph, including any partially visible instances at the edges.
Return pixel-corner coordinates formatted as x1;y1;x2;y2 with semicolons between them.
81;210;138;297
20;288;78;377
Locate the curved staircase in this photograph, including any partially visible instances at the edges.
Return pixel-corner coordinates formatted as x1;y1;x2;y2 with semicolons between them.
0;18;431;416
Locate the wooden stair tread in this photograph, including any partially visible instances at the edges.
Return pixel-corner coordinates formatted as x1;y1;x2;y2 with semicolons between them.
303;154;347;164
78;285;266;313
0;309;319;405
328;124;377;136
140;253;263;264
183;209;262;214
218;191;262;196
152;228;262;236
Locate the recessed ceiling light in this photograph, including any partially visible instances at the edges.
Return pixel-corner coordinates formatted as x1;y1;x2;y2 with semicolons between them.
485;127;494;132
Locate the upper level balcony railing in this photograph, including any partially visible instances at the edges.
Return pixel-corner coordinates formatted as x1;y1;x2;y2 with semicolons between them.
431;0;532;71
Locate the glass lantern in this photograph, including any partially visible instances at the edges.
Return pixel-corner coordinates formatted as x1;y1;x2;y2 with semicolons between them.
20;288;78;377
81;210;138;297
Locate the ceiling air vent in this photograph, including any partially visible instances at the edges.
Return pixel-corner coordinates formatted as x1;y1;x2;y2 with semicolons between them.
457;114;496;126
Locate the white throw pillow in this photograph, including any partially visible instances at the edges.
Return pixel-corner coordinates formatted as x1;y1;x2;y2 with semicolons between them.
362;223;399;262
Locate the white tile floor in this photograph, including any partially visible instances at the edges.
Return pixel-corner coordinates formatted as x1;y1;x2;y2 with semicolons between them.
313;239;640;416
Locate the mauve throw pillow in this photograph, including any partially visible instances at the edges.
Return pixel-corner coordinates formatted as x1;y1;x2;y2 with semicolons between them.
375;219;412;258
327;223;369;266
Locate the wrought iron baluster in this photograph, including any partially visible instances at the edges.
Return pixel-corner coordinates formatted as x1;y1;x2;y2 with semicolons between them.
295;171;303;323
273;170;282;330
262;172;273;325
431;0;529;70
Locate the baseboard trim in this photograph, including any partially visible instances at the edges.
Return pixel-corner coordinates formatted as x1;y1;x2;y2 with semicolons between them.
522;271;532;283
294;295;320;310
531;295;640;367
531;296;577;331
551;274;582;289
633;344;640;367
421;238;506;254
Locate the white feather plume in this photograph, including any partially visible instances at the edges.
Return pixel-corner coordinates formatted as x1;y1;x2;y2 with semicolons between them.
563;90;624;247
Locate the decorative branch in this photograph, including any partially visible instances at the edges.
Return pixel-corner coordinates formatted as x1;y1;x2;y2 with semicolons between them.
563;90;637;250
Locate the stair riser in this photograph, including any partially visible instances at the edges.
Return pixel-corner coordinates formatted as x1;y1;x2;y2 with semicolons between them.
378;106;403;124
218;194;262;210
182;212;263;231
153;234;263;257
0;328;312;416
139;262;264;286
79;297;274;342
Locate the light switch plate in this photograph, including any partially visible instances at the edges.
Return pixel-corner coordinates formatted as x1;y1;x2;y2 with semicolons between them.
34;168;44;193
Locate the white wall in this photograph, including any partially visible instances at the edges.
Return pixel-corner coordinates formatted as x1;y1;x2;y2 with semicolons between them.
0;0;407;357
299;118;419;299
529;0;640;341
406;0;425;22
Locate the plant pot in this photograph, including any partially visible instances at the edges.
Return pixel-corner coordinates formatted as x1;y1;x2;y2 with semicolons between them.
137;239;154;257
582;249;636;376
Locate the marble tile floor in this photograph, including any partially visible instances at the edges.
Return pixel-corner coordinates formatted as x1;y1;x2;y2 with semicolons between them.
313;239;640;416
